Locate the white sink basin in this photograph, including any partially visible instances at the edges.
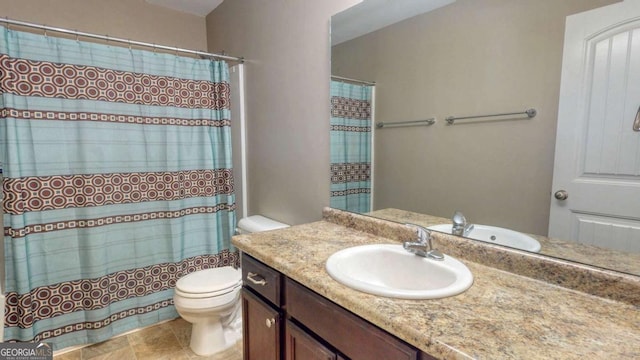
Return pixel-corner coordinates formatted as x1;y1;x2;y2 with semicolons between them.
326;244;473;299
428;224;541;252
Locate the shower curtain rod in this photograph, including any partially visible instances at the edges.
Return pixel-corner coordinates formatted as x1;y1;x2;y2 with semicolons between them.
0;17;244;63
331;75;375;86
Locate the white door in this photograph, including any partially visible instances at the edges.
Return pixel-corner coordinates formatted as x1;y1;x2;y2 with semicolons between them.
549;0;640;253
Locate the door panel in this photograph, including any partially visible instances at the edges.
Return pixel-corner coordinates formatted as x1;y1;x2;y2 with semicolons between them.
550;0;640;253
571;212;640;252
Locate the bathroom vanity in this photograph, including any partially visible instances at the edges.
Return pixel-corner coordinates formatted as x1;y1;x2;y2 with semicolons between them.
232;209;640;359
241;254;435;359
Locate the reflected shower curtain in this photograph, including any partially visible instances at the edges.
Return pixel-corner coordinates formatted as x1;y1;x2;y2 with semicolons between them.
330;81;372;213
0;27;236;349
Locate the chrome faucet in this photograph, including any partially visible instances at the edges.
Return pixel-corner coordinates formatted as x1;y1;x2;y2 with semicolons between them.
452;211;474;236
403;224;444;261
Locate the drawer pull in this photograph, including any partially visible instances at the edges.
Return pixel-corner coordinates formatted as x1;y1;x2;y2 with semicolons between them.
247;272;267;286
265;318;275;328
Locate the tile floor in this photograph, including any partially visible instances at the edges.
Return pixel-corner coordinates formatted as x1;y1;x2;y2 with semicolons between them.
53;318;242;360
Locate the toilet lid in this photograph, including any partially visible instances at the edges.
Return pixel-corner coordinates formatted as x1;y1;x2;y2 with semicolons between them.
176;267;241;294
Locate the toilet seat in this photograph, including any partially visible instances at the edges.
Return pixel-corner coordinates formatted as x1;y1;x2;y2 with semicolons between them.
175;267;242;299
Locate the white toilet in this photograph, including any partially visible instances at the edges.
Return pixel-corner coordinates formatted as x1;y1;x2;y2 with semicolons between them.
173;215;289;356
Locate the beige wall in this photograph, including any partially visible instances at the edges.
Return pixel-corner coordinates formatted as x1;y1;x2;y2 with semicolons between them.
6;0;613;233
206;0;360;225
332;0;618;235
0;0;207;50
0;0;361;226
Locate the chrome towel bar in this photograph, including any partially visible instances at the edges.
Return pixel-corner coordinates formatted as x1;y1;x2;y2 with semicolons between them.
376;118;436;129
445;108;537;125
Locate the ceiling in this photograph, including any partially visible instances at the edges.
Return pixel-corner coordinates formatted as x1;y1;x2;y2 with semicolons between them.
145;0;224;17
144;0;455;44
331;0;456;45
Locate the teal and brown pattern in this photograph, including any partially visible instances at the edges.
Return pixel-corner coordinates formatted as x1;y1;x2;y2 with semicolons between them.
330;80;373;213
0;54;230;109
1;26;236;349
3;169;234;215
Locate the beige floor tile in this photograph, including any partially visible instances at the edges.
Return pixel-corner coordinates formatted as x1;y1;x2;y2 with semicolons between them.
149;349;194;360
81;335;130;359
89;346;137;360
127;323;183;360
168;317;192;348
53;349;82;360
54;319;242;360
127;322;178;345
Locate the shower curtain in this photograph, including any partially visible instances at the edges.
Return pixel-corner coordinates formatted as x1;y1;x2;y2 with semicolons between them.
330;80;372;213
0;27;236;349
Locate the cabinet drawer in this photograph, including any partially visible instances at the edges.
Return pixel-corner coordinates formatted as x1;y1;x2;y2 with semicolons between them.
286;279;418;360
241;253;282;306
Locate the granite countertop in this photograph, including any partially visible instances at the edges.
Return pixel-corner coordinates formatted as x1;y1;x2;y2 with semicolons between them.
368;208;640;275
232;216;640;359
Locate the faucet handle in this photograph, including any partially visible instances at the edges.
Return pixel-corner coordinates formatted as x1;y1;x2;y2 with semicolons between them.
452;211;467;226
404;223;444;261
405;223;430;242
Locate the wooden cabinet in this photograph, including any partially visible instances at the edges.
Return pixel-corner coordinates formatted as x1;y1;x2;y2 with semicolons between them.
241;254;438;360
241;253;283;360
286;279;420;360
242;289;281;360
241;253;282;306
285;320;336;360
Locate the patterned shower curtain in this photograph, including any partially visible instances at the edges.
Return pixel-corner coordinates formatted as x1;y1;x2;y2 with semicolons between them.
0;27;236;349
330;80;373;213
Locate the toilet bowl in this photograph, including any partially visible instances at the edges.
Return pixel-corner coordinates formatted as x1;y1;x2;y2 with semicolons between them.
174;266;242;355
173;215;289;356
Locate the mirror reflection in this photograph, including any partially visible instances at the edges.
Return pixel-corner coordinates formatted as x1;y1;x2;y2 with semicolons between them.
330;0;640;276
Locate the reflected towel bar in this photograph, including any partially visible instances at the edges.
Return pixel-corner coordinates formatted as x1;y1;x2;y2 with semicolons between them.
331;75;376;86
376;118;436;128
445;108;537;125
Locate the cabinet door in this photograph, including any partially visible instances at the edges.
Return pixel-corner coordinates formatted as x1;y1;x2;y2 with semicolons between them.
285;320;336;360
242;288;281;360
286;279;418;360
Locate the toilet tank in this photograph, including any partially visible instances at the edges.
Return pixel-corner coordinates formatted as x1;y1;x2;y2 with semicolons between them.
236;215;289;234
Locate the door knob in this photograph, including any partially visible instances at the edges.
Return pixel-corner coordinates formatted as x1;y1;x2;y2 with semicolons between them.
554;190;568;200
265;318;275;328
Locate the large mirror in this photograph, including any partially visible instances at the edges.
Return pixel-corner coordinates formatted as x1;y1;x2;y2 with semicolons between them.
330;0;640;276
